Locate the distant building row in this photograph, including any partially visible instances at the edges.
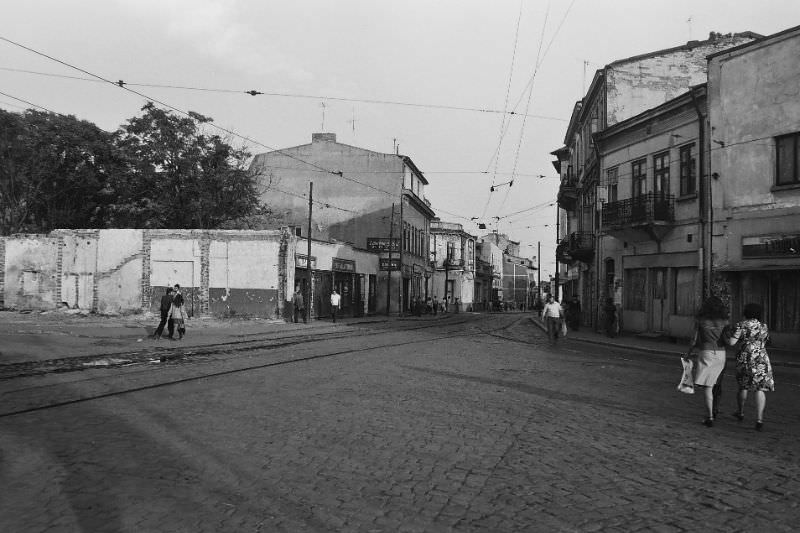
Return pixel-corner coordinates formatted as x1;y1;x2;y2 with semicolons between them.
1;134;537;317
552;26;800;348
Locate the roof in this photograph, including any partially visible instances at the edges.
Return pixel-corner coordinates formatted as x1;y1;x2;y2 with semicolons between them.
399;155;429;185
607;31;763;67
706;24;800;60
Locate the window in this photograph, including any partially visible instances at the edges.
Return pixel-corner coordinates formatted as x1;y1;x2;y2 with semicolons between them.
653;152;670;196
777;132;800;185
446;241;455;261
606;167;618;204
679;144;696;195
632;159;646;197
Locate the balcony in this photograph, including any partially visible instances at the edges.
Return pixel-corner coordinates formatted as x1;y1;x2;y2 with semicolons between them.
557;178;578;211
556;231;595;264
443;257;465;269
602;193;675;241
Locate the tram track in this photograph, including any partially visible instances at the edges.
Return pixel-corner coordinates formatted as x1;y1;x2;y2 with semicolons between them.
0;314;523;418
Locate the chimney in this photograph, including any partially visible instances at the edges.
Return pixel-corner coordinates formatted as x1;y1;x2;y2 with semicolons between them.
312;133;336;143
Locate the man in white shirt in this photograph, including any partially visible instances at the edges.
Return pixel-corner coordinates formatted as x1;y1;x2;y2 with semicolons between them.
541;294;564;342
330;289;341;323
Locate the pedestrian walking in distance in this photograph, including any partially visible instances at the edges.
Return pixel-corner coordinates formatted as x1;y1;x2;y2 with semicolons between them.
330;289;341;323
725;303;775;431
687;296;730;427
168;288;188;340
541;294;563;343
153;287;175;340
292;286;305;323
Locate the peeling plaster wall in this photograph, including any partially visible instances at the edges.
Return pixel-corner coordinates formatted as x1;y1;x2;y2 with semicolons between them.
4;236;60;309
96;229;144;314
59;231;98;310
709;30;800;213
607;36;757;126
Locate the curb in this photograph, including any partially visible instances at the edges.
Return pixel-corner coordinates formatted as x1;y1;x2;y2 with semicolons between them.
530;317;800;368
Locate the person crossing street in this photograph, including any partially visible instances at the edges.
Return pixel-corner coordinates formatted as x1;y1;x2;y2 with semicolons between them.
330;289;341;323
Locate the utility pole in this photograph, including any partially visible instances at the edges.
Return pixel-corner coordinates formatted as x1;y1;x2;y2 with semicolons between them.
307;182;313;321
538;241;542;306
387;203;395;316
554;206;560;302
399;196;404;314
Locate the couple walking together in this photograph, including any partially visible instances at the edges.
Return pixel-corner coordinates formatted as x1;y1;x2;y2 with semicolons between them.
688;296;774;431
153;284;188;340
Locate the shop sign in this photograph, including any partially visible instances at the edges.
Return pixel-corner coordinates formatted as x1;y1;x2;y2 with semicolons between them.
295;254;317;269
332;258;356;273
742;235;800;258
367;237;399;253
380;258;400;271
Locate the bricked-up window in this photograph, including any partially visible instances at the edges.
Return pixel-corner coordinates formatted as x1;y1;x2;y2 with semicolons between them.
653;152;670;196
776;132;800;185
632;159;646;197
679;144;696;195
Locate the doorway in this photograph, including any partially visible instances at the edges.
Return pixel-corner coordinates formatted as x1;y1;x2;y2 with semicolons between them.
650;268;667;332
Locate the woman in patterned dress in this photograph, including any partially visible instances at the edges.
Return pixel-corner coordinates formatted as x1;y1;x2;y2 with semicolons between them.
726;303;774;431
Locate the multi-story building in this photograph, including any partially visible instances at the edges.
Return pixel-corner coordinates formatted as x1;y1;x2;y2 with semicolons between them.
554;31;759;330
477;232;536;310
594;85;706;339
429;220;476;311
476;236;504;309
707;25;800;348
249;133;435;315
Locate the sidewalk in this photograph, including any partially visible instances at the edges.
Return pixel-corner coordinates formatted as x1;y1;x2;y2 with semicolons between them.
530;316;800;368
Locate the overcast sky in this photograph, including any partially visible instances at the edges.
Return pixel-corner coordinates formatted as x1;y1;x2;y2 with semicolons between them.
2;1;797;277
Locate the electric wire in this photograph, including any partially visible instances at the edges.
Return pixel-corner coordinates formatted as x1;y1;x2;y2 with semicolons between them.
484;0;525;219
0;35;402;204
0;65;566;121
0;89;60;114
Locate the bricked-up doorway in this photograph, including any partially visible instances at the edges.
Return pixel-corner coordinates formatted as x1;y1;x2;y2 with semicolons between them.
150;260;197;317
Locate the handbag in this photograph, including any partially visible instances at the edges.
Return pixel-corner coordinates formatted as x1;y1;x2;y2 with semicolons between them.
677;356;695;394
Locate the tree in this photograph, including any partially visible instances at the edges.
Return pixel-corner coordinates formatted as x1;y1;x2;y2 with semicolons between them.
0;109;118;235
110;103;260;228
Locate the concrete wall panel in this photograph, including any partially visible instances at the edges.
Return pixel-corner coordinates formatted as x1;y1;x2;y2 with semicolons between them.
4;237;60;309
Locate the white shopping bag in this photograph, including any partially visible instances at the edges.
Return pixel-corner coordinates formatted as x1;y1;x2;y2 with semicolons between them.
677;356;694;394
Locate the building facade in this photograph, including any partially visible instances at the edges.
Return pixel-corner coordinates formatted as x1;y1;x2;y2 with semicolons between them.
249;133;436;315
555;31;759;330
707;25;800;348
429;220;476;311
594;86;706;339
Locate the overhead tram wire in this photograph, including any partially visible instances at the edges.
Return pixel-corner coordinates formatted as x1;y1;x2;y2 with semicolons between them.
493;2;550;226
481;0;575;224
0;66;565;121
481;0;577;178
0;89;61;115
0;88;361;215
0;35;402;202
487;0;525;207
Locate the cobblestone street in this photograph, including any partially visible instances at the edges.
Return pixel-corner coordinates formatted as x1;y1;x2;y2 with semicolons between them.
1;313;799;532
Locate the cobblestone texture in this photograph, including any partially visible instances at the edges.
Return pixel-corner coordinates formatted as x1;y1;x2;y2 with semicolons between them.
1;314;799;531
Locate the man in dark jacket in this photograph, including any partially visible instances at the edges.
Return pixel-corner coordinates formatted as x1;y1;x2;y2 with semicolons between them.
153;287;175;340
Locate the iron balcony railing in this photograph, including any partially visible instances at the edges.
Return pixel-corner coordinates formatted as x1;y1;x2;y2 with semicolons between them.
602;193;675;227
557;231;595;263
